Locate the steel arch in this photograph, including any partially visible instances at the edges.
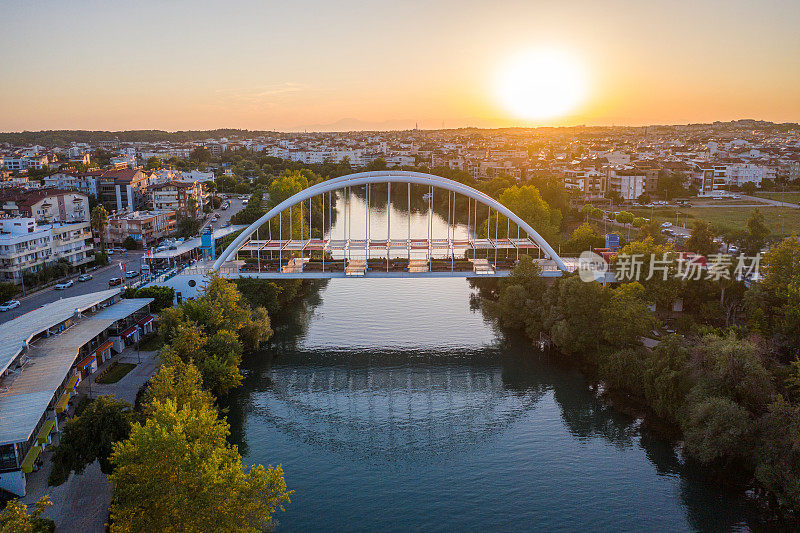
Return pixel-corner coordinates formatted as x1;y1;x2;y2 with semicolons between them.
212;171;567;271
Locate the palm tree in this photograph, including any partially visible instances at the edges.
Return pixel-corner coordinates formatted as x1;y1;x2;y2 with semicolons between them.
91;205;109;252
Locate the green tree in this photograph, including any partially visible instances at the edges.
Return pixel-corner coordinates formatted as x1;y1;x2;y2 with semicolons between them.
0;282;18;303
755;396;800;511
144;156;161;170
644;335;692;423
91;205;109;252
0;496;53;533
565;223;602;253
684;219;718;257
496;185;562;244
615;211;634;225
547;275;608;355
487;256;548;338
601;282;656;347
598;347;647;396
140;359;215;416
741;208;770;256
48;396;136;485
682;395;754;464
110;399;291;533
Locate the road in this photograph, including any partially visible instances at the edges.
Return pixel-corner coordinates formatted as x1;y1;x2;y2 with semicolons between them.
0;250;146;324
739;193;800;209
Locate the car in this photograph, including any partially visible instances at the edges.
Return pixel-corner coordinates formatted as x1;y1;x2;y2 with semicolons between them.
108;277;122;286
126;270;139;278
107;249;114;255
660;222;672;228
77;273;93;282
55;280;74;290
0;300;20;312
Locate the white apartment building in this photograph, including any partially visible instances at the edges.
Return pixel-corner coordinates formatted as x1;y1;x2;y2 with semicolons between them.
0;218;94;283
1;154;49;172
606;169;646;200
721;163;773;187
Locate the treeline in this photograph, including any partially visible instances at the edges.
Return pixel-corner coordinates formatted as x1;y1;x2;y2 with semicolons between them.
45;275;291;531
0;129;276;147
476;235;800;519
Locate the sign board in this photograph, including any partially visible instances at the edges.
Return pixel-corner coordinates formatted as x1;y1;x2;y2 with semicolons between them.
605;233;620;250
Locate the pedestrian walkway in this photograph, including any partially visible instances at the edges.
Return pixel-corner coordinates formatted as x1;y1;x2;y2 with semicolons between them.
20;344;160;532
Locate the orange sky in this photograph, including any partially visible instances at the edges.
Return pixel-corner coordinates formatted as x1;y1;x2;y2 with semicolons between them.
1;0;798;131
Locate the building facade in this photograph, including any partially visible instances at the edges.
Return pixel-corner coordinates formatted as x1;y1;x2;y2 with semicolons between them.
0;219;94;283
104;210;177;247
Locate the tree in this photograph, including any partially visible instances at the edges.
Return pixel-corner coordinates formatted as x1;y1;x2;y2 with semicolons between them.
110;399;291;533
122;236;138;250
144;156;161;170
565;223;602;253
547;275;608;355
187;196;199;219
0;282;18;302
682;395;754;464
487;256;548;338
741;208;770;256
615;211;634;225
755;396;800;511
684;219;718;257
601;282;656;347
48;396;136;486
189;146;212;163
598;347;647;396
128;285;175;313
689;334;775;414
496;185;562;244
140;359;215;416
91;205;109;252
0;496;53;533
644;335;692;423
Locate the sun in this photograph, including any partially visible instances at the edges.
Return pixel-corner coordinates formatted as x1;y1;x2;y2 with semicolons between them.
494;47;587;121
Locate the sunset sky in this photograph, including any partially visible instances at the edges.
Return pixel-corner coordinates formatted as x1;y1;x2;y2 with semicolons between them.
1;0;798;132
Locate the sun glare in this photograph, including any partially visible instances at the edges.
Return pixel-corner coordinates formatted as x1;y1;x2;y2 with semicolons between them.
495;48;587;121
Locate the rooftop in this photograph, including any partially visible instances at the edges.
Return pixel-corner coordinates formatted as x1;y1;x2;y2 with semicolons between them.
0;294;153;446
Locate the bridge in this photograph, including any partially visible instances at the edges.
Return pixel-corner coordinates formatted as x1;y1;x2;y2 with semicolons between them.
148;171;599;295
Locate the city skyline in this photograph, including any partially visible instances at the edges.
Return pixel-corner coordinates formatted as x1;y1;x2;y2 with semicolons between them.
1;0;799;132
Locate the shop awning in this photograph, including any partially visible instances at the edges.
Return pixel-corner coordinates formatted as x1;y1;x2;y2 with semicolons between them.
137;316;154;327
66;374;79;390
55;392;70;414
76;355;96;372
20;445;42;473
37;420;55;445
121;326;137;339
96;340;114;355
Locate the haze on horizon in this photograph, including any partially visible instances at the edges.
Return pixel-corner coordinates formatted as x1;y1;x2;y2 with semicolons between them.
1;0;798;133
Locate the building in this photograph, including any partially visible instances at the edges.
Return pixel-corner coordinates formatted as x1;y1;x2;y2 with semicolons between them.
0;218;94;284
0;154;49;172
104;210;177;248
96;169;151;213
564;169;606;199
606;169;646;200
0;189;89;223
0;291;154;496
43;171;101;197
149;181;204;217
692;165;726;194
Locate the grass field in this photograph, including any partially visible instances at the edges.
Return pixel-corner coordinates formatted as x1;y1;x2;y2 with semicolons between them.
753;191;800;204
632;206;800;237
95;362;136;384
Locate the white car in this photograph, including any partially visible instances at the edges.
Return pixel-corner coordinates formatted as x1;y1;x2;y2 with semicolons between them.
78;273;93;282
125;270;139;278
660;222;672;228
55;280;74;290
0;300;20;312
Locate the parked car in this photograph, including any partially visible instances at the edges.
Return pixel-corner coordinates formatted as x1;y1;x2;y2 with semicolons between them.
661;222;672;228
0;300;21;312
78;273;93;282
108;277;122;286
55;280;74;290
107;249;115;255
125;270;139;278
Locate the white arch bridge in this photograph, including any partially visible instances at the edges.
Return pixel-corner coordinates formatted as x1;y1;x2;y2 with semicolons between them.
182;171;584;282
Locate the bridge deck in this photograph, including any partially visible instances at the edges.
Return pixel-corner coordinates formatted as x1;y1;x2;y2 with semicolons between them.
237;236;542;253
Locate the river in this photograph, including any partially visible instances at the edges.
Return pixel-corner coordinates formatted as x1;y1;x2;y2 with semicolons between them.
223;190;758;531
